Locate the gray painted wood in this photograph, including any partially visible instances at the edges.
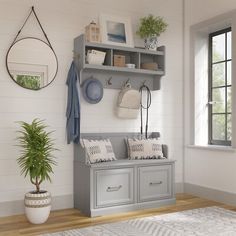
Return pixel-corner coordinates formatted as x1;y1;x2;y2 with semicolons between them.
83;64;164;75
74;35;165;90
74;132;175;217
138;165;172;202
80;70;155;91
95;168;134;208
74;35;84;70
89;159;173;169
90;198;176;217
73;162;91;216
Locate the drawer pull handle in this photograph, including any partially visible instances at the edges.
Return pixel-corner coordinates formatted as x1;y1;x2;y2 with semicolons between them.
150;181;162;185
107;185;122;192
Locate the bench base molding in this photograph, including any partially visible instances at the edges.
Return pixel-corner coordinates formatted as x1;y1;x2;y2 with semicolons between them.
90;198;176;217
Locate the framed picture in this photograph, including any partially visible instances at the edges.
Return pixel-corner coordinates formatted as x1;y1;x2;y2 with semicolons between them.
99;14;134;47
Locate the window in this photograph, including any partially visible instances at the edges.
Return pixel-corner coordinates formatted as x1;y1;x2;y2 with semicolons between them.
209;28;232;146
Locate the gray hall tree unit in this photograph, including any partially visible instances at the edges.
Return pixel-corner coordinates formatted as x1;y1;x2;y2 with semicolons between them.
74;35;165;90
74;133;175;217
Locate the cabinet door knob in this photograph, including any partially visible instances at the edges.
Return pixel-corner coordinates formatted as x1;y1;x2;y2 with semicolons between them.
150;181;162;185
106;185;122;192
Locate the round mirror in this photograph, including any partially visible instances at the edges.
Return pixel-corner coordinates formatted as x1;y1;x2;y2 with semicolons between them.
6;37;58;90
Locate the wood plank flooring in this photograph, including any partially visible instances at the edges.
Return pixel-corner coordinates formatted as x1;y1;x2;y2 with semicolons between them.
0;194;236;236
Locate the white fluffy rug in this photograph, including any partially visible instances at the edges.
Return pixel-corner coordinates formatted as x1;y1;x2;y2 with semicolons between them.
43;207;236;236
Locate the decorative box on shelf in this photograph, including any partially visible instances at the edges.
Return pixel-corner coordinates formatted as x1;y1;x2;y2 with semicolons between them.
141;62;158;70
113;55;126;67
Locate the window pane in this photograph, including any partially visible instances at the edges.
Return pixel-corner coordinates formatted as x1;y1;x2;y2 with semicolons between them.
212;63;225;87
227;87;231;113
227;61;231;85
212;114;225;140
213;34;225;62
227;114;232;141
212;88;225;113
209;29;231;145
227;31;231;60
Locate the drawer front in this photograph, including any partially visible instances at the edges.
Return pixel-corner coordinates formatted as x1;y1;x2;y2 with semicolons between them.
95;168;134;208
138;165;172;202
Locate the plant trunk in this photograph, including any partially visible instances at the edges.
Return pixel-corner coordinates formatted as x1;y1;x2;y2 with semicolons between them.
35;177;40;193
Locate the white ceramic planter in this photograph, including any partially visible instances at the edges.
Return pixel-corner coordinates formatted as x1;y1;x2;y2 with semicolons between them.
24;191;51;224
144;36;158;51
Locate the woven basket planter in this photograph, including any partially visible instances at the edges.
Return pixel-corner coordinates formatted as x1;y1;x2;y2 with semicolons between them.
24;191;51;224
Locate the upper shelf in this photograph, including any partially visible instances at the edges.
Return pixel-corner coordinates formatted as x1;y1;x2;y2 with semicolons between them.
83;64;165;76
74;34;165;90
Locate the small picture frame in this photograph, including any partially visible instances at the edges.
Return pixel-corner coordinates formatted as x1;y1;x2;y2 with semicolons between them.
99;14;134;47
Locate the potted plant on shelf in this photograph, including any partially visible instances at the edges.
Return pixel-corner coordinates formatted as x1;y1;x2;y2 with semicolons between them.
136;14;168;51
16;119;57;224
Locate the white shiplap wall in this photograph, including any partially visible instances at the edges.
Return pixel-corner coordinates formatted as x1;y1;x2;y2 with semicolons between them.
0;0;183;216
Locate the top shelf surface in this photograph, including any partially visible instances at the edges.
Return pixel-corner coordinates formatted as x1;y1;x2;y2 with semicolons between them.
83;64;165;75
89;159;175;168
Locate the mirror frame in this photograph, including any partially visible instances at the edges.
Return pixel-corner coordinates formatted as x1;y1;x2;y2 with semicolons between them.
6;37;58;90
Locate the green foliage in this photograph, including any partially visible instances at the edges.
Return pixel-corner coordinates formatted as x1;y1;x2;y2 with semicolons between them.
16;75;41;90
136;14;168;38
211;42;231;141
16;119;57;193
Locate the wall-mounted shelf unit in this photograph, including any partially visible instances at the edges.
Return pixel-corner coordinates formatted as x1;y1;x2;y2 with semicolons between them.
74;34;165;90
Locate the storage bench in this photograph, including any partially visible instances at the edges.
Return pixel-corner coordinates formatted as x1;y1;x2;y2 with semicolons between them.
74;132;175;217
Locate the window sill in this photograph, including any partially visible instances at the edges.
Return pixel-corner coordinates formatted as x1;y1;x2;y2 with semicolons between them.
187;144;236;152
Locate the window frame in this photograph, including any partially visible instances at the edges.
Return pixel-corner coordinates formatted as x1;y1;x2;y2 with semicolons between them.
208;27;232;146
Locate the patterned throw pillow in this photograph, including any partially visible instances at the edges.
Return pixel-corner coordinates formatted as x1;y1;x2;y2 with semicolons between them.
127;138;165;160
81;139;117;164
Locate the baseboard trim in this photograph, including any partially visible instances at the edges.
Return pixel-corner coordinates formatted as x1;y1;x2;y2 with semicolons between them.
184;183;236;206
0;194;73;217
175;182;184;193
0;183;183;218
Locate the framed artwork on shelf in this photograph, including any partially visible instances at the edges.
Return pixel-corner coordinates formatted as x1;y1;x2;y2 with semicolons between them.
99;14;134;47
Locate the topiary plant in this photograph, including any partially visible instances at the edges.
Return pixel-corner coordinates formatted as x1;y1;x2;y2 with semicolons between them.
136;14;168;39
16;119;57;193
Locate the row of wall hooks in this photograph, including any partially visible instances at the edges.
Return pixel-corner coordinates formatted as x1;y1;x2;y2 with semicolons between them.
105;76;146;87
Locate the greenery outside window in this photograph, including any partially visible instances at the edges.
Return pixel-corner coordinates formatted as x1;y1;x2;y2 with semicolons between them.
209;27;232;146
16;74;41;90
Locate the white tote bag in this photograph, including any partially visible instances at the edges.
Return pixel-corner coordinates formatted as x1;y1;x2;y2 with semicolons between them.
116;83;141;119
